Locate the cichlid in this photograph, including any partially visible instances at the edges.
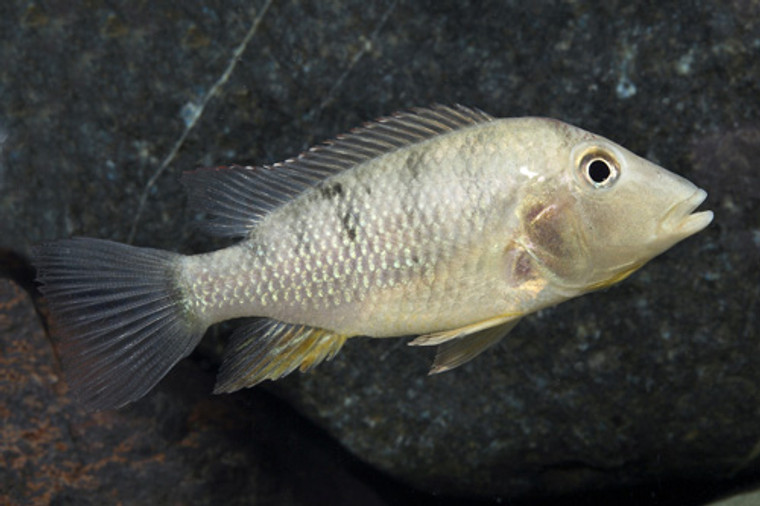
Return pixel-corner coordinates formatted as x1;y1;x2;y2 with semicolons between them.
33;105;713;410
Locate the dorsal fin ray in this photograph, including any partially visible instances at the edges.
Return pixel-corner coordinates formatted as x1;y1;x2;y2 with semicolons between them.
182;105;494;237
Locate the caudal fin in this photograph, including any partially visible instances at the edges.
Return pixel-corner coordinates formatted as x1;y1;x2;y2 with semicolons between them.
33;238;205;411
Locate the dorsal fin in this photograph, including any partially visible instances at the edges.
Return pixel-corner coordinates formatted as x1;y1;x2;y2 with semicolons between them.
181;165;308;237
182;105;494;237
213;319;350;393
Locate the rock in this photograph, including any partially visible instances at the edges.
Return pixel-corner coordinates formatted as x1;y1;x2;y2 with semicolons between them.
2;0;760;502
0;278;386;505
707;487;760;506
268;124;760;499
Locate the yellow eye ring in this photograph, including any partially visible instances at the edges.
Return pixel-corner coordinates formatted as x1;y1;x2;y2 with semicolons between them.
578;150;620;189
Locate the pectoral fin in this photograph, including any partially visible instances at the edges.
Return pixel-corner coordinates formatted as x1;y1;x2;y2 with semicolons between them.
408;313;523;346
429;319;521;374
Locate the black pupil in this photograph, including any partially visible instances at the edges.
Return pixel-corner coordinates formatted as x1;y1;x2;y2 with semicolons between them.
588;159;611;184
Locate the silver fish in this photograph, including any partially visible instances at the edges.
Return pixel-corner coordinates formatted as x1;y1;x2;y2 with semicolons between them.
33;105;713;410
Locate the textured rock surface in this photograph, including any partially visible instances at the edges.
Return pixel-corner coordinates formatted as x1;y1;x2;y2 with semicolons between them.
2;0;760;504
0;279;389;505
708;487;760;506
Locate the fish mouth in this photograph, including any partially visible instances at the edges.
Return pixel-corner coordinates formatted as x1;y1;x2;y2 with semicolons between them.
661;189;714;238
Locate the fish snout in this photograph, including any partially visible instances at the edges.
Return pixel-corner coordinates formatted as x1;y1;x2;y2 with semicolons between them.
659;188;714;239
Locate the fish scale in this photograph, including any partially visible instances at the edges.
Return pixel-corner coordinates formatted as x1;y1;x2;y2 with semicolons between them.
182;147;496;335
32;105;713;410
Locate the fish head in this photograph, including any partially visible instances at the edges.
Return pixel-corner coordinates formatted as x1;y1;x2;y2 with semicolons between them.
553;134;714;291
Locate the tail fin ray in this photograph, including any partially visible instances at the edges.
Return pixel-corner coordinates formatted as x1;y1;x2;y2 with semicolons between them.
33;237;205;411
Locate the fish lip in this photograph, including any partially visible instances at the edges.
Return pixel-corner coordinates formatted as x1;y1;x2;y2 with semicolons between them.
660;189;714;238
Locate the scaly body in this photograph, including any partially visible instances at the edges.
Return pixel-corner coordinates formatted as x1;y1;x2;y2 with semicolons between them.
33;106;713;410
182;119;551;336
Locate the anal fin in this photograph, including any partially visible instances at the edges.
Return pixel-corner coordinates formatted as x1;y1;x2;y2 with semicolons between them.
429;319;521;374
214;319;350;393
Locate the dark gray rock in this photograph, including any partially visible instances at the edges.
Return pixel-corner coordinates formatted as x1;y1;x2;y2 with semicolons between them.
2;0;759;503
708;487;760;506
0;278;388;506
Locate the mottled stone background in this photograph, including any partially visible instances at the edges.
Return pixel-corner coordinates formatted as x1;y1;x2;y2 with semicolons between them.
1;1;759;505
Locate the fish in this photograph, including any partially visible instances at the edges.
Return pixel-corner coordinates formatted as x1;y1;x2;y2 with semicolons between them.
32;105;714;411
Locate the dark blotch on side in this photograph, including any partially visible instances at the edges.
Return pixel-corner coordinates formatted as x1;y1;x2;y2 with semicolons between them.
294;226;313;255
319;182;343;200
513;251;535;282
524;203;546;223
341;212;357;241
525;203;569;259
405;153;422;180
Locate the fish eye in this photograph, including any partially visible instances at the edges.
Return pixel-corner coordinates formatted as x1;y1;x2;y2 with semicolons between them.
578;149;620;189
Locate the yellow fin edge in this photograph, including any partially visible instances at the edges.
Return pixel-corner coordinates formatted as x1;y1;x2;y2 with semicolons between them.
214;320;351;393
408;312;524;347
586;263;644;291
